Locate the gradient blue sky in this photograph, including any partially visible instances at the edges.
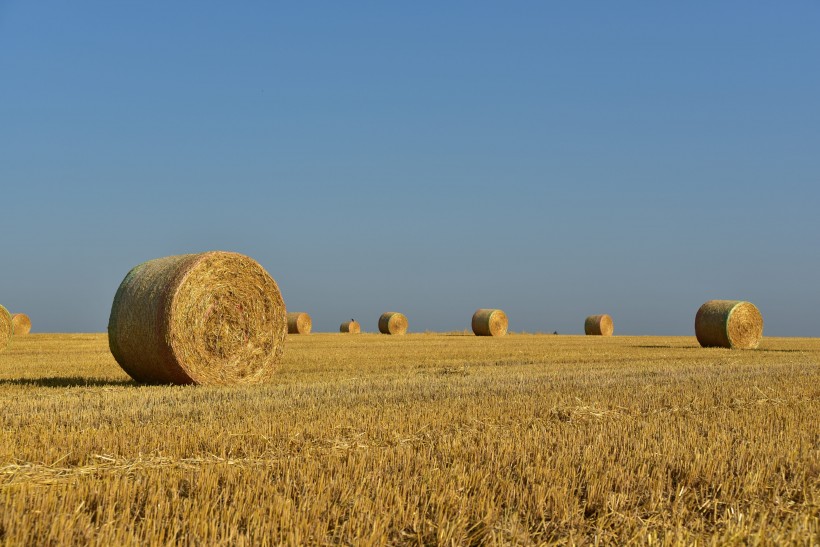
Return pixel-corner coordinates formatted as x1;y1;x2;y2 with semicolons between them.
1;2;818;335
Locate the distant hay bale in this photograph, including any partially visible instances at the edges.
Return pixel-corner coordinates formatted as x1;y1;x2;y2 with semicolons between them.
695;300;763;349
108;251;287;385
287;312;312;335
378;312;408;335
0;305;10;350
11;313;32;335
472;309;508;337
584;314;613;336
340;320;361;334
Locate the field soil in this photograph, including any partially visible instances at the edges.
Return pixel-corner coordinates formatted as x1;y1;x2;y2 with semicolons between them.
1;333;818;544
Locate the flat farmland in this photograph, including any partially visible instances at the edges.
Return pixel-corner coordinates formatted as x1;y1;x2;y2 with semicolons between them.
0;333;818;545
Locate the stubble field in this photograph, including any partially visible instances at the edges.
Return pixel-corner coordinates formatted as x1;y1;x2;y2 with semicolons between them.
0;332;818;545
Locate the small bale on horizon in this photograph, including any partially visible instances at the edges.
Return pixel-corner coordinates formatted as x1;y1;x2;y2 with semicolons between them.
287;312;312;335
378;312;408;335
340;320;361;334
11;313;32;335
0;305;11;351
695;299;763;349
108;251;287;385
472;309;508;337
584;314;613;336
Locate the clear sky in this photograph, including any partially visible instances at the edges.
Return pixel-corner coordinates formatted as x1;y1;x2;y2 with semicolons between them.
1;2;818;335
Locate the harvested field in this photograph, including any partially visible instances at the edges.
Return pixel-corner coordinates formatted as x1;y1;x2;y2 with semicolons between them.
0;333;818;544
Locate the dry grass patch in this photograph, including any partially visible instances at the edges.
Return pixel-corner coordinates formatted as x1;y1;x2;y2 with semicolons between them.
0;333;818;544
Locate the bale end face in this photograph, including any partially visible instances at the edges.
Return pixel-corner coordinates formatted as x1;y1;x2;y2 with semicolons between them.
11;313;32;335
472;309;508;336
378;312;408;335
584;314;613;336
287;312;312;335
340;320;361;334
695;300;763;349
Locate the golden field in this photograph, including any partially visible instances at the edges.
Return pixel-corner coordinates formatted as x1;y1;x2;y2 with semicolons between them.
0;332;818;545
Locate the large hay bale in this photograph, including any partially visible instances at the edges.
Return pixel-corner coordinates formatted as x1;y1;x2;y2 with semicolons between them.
472;308;508;337
0;305;11;351
108;251;287;385
378;312;408;335
287;312;312;334
584;314;613;336
340;320;361;334
11;313;32;335
695;300;763;349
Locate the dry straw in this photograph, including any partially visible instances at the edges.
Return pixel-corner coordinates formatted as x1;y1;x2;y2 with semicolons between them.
11;313;32;335
584;314;613;336
108;251;287;385
378;312;408;335
472;309;508;337
340;320;361;334
0;305;11;350
695;300;763;349
287;312;312;335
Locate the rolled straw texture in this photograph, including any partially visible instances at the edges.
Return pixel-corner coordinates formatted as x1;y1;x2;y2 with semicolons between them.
340;320;361;334
378;312;408;335
0;305;10;351
108;251;287;385
472;308;508;337
695;300;763;349
11;313;32;335
287;312;312;334
584;314;613;336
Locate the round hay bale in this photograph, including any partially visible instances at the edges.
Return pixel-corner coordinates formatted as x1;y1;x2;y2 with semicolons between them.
472;308;508;337
584;314;613;336
0;305;11;351
108;251;287;385
378;312;408;335
11;313;32;335
695;300;763;349
287;312;312;335
340;320;361;334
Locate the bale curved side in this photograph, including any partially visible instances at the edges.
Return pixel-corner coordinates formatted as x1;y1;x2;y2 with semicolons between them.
11;313;32;335
695;300;763;349
340;320;361;334
0;305;11;351
378;312;408;335
287;312;312;335
472;309;508;336
108;251;287;385
584;314;613;336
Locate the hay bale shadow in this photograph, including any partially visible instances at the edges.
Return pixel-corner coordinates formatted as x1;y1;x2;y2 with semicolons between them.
0;376;136;388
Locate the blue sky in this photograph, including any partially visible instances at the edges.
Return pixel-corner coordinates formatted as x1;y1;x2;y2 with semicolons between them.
1;2;818;335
